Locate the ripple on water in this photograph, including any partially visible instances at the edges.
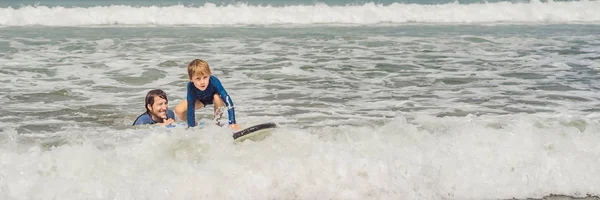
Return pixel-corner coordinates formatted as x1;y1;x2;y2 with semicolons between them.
435;77;481;85
500;72;548;80
109;68;167;86
8;89;89;103
538;94;592;102
527;84;578;91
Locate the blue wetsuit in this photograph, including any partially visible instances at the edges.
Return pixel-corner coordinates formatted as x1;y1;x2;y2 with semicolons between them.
132;110;175;126
186;75;236;127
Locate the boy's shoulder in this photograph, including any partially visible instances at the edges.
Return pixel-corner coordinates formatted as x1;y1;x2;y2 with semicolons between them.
209;75;223;84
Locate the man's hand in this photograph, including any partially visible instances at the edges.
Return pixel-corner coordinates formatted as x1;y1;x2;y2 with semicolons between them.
230;123;241;131
159;118;175;126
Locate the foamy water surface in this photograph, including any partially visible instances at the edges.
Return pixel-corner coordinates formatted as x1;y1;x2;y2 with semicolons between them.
1;23;600;199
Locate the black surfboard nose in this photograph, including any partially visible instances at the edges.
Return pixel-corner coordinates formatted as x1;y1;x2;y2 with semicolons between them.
232;122;278;140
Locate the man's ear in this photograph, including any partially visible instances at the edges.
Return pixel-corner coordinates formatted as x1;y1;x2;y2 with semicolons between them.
147;104;152;111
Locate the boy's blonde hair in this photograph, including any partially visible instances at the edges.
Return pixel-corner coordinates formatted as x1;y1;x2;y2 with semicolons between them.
187;59;211;79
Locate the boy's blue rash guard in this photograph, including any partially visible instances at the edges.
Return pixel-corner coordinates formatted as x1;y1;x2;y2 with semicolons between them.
132;110;175;126
186;75;236;127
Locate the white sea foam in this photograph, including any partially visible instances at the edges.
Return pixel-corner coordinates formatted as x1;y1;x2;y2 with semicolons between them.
1;114;599;199
0;1;599;26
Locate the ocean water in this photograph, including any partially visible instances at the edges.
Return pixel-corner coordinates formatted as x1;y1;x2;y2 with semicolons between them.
1;0;600;199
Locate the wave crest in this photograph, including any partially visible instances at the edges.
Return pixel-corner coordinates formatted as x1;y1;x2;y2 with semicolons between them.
0;1;599;26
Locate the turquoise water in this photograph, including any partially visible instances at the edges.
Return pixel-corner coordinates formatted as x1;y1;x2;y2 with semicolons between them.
1;0;600;199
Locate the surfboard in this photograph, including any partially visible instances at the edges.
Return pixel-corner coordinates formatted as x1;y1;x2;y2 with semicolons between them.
232;122;278;143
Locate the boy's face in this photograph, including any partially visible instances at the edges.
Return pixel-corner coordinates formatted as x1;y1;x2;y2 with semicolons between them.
190;74;210;91
147;96;168;121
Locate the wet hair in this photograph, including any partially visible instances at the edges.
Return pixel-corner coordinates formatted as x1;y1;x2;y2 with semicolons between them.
145;89;168;114
187;59;211;79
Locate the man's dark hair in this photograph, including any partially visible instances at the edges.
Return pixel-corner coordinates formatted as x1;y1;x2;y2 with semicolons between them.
145;89;168;114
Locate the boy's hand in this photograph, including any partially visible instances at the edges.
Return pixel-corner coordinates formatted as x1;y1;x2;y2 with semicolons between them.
229;124;241;131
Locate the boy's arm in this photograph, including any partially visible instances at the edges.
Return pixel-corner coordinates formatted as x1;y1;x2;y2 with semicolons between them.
186;82;197;127
211;76;236;125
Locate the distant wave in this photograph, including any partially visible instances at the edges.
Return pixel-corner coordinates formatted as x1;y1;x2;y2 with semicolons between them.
0;1;599;26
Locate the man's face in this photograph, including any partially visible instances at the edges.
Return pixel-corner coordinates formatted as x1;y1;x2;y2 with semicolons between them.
148;96;168;120
190;74;210;91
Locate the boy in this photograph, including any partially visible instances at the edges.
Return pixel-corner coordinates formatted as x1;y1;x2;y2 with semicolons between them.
133;89;175;126
174;59;241;131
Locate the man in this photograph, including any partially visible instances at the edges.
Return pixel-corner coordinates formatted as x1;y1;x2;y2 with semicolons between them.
133;89;175;126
